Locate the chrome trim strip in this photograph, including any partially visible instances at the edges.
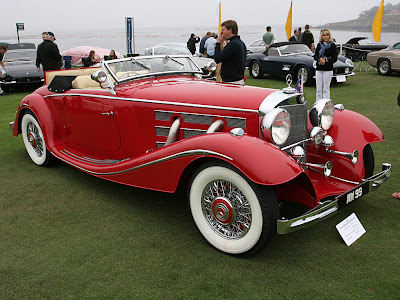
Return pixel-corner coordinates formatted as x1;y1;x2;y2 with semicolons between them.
60;149;126;165
277;163;392;234
52;149;233;176
44;93;259;114
258;90;303;116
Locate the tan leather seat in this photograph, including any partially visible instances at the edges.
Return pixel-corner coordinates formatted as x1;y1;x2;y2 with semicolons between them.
71;75;103;89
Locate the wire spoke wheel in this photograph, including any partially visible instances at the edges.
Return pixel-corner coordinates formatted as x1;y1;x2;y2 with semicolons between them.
202;179;252;239
189;163;278;256
21;112;52;166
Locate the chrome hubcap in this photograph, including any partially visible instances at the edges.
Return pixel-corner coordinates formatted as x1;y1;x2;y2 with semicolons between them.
380;62;388;72
252;63;259;76
27;122;44;157
202;180;252;239
298;68;308;82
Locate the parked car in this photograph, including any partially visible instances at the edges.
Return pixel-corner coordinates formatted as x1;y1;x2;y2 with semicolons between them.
367;42;400;76
144;43;216;78
0;43;44;93
247;39;267;54
246;42;355;84
337;37;389;61
10;55;391;256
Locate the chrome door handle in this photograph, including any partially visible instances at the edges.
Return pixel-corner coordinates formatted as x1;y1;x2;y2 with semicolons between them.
101;111;114;116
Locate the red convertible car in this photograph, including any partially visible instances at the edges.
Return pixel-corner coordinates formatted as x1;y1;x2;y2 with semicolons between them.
10;55;391;256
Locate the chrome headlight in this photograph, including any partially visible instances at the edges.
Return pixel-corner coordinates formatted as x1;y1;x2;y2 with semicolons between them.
345;58;354;67
205;61;217;72
309;99;334;131
261;108;291;146
91;70;107;83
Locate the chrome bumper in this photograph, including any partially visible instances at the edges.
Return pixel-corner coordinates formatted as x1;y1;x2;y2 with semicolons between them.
277;163;392;234
9;121;15;131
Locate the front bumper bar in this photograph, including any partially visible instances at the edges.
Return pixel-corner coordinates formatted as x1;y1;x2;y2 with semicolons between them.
277;163;392;234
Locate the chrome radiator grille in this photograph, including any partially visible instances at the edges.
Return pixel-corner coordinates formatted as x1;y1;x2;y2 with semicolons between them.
278;102;308;148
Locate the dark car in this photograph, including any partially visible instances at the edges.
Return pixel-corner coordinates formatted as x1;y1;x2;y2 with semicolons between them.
246;42;354;84
0;43;44;93
337;37;389;61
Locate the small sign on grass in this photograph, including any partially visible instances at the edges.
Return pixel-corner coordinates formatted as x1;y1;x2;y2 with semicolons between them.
336;213;366;246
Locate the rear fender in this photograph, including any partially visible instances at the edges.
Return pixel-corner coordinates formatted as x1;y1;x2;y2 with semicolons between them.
13;93;59;149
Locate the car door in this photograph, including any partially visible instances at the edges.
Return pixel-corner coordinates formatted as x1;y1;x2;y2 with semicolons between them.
264;47;285;75
63;93;121;152
393;44;400;70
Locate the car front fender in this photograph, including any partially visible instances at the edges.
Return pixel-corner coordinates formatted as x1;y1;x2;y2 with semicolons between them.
175;132;304;186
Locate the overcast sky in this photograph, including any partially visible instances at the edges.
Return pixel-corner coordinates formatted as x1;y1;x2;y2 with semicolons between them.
2;0;398;36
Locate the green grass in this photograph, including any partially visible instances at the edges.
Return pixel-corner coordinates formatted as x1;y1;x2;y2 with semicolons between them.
1;72;399;299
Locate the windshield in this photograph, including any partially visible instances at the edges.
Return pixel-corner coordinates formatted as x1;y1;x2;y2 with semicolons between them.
358;38;372;45
277;44;313;56
3;50;36;62
104;55;202;84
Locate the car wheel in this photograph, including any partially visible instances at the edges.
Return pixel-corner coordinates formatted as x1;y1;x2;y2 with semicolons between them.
21;111;53;166
296;66;310;85
1;84;10;93
377;59;392;76
251;61;264;79
189;162;278;256
363;144;375;179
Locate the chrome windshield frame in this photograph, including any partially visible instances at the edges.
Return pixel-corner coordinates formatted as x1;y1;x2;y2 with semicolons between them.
102;55;203;86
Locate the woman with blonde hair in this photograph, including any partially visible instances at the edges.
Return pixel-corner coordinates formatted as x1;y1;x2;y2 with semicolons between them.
313;29;337;101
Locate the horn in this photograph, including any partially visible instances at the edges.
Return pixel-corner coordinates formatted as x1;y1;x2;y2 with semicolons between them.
298;161;332;177
325;149;358;164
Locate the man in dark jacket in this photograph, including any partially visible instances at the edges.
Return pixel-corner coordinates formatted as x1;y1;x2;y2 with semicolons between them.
289;29;300;42
300;25;315;51
214;20;247;85
36;32;62;71
187;34;200;55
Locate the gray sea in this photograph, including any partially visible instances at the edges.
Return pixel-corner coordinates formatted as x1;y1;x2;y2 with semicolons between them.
1;25;398;55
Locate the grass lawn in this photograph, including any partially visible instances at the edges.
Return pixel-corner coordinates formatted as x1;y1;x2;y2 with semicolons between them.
1;71;399;299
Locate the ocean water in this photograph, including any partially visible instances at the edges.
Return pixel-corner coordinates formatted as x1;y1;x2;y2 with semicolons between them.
1;25;398;55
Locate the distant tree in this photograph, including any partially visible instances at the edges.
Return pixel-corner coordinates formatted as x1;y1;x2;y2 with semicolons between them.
358;2;400;19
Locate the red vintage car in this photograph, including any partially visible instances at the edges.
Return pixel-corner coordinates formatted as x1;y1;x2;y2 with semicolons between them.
10;55;391;256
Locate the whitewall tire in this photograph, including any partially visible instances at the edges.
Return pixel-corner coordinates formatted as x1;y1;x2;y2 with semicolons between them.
189;162;278;256
21;112;52;166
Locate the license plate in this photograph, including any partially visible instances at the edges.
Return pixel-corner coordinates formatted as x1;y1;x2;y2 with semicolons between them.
336;75;346;82
336;181;369;208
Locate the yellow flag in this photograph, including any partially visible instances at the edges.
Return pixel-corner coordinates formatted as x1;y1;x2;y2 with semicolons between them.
286;1;293;40
372;0;384;42
218;2;222;33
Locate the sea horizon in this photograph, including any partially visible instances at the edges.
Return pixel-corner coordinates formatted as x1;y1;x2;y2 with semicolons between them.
1;25;398;55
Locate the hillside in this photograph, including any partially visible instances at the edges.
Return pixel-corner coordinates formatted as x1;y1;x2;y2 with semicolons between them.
321;2;400;32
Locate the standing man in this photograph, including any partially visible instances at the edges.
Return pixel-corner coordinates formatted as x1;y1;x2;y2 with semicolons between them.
204;32;217;59
0;44;8;95
36;32;62;72
214;20;247;85
199;32;211;57
187;33;200;55
300;25;315;51
289;29;300;42
263;26;274;46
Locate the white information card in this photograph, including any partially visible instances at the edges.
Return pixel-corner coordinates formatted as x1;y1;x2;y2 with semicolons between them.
336;213;366;246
